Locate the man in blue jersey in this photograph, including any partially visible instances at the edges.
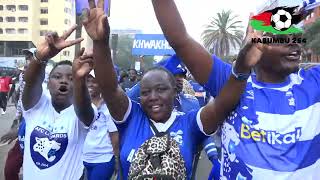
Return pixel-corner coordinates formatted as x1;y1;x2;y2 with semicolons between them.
151;0;320;179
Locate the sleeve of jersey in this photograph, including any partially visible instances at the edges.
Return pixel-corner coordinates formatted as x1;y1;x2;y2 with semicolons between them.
195;107;216;136
305;65;320;89
185;108;212;145
22;92;49;118
202;55;232;97
202;136;219;162
106;115;118;133
126;83;141;103
112;97;144;133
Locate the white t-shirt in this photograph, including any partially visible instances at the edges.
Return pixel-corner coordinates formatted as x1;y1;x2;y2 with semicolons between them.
83;103;118;163
22;93;90;180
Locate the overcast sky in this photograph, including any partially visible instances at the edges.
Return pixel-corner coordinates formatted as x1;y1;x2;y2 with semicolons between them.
108;0;268;43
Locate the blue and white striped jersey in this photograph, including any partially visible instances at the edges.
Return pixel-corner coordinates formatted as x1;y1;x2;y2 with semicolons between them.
205;56;320;179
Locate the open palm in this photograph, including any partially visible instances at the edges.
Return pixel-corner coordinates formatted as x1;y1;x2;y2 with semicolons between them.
237;15;273;69
82;0;110;41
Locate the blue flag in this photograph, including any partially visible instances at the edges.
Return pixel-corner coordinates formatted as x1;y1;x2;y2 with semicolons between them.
132;34;175;56
76;0;110;15
303;0;320;10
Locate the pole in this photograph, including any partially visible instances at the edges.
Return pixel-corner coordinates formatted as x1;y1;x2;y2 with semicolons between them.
111;34;119;62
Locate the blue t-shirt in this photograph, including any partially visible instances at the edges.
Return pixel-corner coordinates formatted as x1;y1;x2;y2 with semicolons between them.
205;56;320;179
126;83;140;103
115;100;208;179
174;93;200;112
203;55;232;97
18;117;26;154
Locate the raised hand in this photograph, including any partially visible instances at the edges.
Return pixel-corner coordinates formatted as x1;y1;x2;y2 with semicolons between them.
72;48;94;79
236;14;271;71
82;0;110;41
36;25;83;62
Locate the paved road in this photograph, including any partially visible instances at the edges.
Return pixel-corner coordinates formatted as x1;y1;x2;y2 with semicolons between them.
0;105;18;180
195;151;213;179
0;105;213;180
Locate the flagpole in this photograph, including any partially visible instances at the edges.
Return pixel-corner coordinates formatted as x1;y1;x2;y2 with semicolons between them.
75;15;82;54
74;0;112;54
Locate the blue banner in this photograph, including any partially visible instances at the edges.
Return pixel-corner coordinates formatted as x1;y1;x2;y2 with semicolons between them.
76;0;109;15
132;34;175;56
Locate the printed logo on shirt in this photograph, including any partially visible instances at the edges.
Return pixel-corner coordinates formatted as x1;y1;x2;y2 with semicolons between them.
89;112;105;131
221;122;253;179
245;90;254;100
240;124;302;145
170;130;183;146
30;126;68;169
127;149;136;162
18;135;25;151
286;91;296;106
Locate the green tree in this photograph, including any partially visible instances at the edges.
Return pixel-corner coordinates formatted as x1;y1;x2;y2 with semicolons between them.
201;10;244;58
114;35;135;70
141;56;156;71
303;19;320;56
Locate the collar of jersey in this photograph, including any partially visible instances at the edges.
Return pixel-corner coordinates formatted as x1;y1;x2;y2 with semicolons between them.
250;74;291;89
150;111;177;133
50;102;73;115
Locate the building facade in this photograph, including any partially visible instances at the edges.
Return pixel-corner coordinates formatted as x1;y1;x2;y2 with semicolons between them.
0;0;76;64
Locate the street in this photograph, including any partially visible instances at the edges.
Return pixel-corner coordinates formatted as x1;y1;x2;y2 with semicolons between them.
0;105;212;180
0;105;18;180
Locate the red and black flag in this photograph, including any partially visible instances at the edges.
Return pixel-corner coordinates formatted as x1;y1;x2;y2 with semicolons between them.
250;6;303;34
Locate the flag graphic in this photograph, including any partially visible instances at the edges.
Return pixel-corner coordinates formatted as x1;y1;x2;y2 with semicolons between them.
250;6;303;34
304;0;320;10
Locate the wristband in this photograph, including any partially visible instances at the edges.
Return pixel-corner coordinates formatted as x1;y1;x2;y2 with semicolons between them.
33;50;48;65
231;62;251;81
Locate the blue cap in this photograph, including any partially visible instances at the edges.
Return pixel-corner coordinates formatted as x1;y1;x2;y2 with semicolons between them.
156;54;187;76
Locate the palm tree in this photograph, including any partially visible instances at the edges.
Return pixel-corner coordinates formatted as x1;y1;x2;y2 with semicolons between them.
201;10;244;58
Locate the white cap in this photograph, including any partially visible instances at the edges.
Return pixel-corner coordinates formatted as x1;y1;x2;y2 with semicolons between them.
89;70;95;78
22;48;36;55
18;66;24;71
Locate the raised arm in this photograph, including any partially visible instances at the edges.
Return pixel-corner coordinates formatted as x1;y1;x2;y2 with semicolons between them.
72;48;95;126
23;26;83;110
82;0;129;121
200;30;268;134
151;0;212;84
